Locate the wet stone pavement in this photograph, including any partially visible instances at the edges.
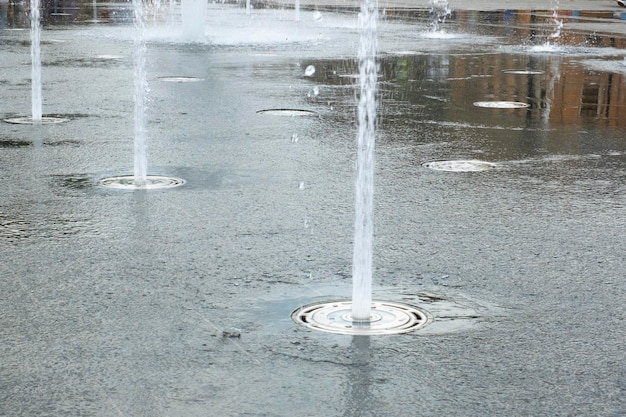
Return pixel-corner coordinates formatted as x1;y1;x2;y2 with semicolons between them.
1;1;626;416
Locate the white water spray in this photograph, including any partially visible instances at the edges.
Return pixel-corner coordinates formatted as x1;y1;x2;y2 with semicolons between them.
430;0;450;33
351;0;378;322
547;0;563;44
132;0;148;185
181;0;207;40
30;0;42;122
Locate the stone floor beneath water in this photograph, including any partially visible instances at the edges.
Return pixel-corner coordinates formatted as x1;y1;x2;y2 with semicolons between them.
1;2;626;416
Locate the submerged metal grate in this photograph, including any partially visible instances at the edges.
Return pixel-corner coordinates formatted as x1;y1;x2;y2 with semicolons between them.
423;160;497;172
158;76;204;82
97;175;185;190
503;69;545;75
3;116;69;125
292;300;433;335
256;109;317;116
473;101;529;109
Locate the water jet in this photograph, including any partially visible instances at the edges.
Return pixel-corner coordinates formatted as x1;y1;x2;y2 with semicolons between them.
291;0;432;334
1;0;67;125
98;0;185;190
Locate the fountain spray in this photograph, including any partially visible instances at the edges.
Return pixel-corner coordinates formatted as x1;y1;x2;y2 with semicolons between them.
132;0;148;186
30;0;42;122
290;0;432;335
351;0;378;322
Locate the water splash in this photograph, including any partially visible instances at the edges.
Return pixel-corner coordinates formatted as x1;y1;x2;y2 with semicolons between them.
181;0;207;41
132;0;148;185
547;0;563;46
430;0;451;34
30;0;42;121
351;0;378;321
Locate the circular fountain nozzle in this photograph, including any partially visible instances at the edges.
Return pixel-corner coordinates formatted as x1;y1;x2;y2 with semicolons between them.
3;116;69;125
423;160;497;172
97;175;185;190
473;101;529;109
256;108;317;116
291;300;432;335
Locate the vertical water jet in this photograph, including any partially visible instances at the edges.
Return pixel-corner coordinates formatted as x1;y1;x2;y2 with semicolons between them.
351;0;377;322
97;0;185;190
132;0;148;186
290;0;432;335
430;0;450;33
30;0;42;122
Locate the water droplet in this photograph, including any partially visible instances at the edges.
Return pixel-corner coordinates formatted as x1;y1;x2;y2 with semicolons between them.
304;65;316;77
299;181;305;190
312;86;319;96
312;11;322;21
291;133;299;143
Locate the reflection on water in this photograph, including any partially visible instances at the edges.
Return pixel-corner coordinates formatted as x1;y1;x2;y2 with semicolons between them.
0;0;133;27
306;51;626;129
343;336;373;417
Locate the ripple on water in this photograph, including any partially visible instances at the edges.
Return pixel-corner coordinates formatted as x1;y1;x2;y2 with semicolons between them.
0;213;100;241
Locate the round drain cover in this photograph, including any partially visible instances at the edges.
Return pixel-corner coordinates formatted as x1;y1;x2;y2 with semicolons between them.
292;300;432;335
158;76;204;82
503;69;545;75
473;101;529;109
4;116;69;125
424;160;497;172
256;109;317;116
97;175;185;190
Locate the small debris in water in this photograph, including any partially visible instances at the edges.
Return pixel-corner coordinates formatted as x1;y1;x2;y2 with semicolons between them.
304;65;316;77
222;328;242;338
